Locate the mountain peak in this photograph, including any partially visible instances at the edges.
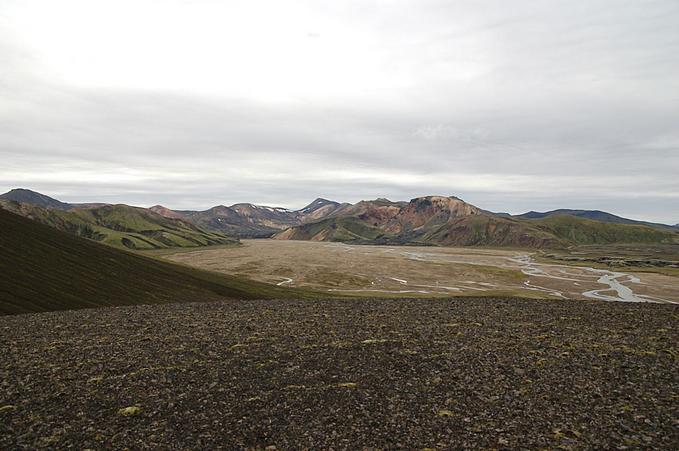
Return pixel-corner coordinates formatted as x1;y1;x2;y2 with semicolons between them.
310;197;338;206
0;188;71;210
299;198;339;213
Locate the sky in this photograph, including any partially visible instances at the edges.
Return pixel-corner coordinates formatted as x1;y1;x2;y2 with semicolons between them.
1;0;678;223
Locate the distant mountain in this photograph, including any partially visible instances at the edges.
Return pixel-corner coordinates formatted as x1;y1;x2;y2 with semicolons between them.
175;204;297;238
383;196;481;234
275;216;385;242
297;198;347;222
0;208;292;315
152;198;347;238
149;205;187;219
276;196;679;248
321;198;407;228
4;188;678;248
230;203;299;229
275;211;562;248
0;188;72;210
276;195;557;247
0;200;237;250
515;209;675;231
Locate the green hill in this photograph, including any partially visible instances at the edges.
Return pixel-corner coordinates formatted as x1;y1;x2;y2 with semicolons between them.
422;215;564;247
275;216;389;242
531;215;679;245
0;200;237;250
515;208;675;231
0;208;305;314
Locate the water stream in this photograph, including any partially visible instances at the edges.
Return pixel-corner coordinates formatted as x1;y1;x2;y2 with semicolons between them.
510;254;672;303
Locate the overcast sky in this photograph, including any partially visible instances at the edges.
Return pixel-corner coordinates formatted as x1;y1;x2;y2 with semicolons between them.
1;0;678;222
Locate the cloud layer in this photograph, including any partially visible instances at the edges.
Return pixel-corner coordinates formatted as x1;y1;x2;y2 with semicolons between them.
1;0;678;222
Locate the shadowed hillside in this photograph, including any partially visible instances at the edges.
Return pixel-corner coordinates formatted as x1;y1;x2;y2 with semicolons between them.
0;209;303;314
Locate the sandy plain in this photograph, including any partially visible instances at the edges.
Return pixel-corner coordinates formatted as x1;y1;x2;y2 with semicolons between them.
160;240;679;303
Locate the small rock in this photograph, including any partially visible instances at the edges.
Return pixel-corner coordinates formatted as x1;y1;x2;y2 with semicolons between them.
118;406;141;417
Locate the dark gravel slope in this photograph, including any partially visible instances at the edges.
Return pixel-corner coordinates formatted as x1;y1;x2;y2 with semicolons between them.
1;297;678;449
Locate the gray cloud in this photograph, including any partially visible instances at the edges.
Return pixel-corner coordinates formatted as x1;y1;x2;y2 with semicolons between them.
1;0;678;222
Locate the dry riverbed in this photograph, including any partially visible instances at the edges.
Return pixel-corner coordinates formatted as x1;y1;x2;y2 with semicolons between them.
1;297;678;449
160;240;679;303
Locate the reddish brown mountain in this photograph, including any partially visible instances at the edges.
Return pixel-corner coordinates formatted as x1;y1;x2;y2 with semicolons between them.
149;205;188;220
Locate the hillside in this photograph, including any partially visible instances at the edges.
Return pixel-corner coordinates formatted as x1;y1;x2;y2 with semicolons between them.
0;200;237;250
421;214;564;247
275;216;388;242
0;208;308;314
531;215;679;245
516;209;675;231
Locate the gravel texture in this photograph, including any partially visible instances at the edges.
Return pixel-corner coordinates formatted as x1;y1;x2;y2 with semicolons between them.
1;297;678;449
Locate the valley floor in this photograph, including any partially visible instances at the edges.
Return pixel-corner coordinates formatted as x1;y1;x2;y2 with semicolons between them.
160;240;679;303
1;297;678;449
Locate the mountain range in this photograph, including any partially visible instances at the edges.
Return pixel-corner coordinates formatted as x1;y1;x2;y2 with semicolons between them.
274;196;678;247
149;197;348;238
2;188;678;249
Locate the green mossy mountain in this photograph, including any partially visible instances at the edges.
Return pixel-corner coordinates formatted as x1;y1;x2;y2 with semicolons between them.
515;208;676;231
422;215;564;247
531;215;679;245
0;208;306;314
0;200;237;250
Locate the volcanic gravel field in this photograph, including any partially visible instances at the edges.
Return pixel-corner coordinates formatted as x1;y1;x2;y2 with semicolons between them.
1;297;678;449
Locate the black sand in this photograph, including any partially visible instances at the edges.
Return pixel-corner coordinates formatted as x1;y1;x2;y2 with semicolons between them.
1;297;678;449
